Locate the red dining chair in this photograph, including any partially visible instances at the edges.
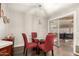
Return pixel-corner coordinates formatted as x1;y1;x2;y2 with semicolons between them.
48;33;56;45
48;33;55;38
31;32;39;43
22;33;37;55
38;34;54;56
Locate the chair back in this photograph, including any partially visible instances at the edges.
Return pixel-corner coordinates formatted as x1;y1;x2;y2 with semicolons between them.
31;32;37;42
45;34;54;52
31;32;37;39
48;32;55;37
22;33;28;46
48;33;53;35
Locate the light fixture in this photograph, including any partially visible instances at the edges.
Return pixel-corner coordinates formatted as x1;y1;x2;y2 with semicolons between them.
38;4;42;25
38;4;42;7
38;19;41;24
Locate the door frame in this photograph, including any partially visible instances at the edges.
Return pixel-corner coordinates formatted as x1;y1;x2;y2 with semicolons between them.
48;11;76;54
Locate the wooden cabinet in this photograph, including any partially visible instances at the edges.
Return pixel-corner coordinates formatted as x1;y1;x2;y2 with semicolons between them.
0;45;12;56
0;39;13;56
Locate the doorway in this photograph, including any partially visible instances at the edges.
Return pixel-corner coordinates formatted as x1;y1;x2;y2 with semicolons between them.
48;12;75;55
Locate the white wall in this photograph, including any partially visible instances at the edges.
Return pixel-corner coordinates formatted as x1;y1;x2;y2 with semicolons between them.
75;8;79;46
7;11;25;47
0;17;6;39
1;4;25;47
24;7;48;41
0;4;9;39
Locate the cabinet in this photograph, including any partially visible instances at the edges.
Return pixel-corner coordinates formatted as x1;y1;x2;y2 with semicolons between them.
0;45;12;56
0;40;13;56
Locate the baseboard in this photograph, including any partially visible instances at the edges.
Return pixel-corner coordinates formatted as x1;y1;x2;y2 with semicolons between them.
14;44;24;47
73;46;79;56
76;46;79;53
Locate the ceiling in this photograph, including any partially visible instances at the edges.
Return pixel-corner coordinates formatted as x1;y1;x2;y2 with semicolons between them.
6;3;72;14
59;15;73;20
41;3;71;14
6;3;39;13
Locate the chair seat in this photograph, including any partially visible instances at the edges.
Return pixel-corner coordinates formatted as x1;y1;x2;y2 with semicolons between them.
26;43;37;48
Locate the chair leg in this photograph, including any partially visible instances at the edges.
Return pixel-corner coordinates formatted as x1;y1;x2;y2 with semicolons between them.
44;52;46;56
23;46;26;55
52;50;54;56
26;49;27;56
36;47;40;55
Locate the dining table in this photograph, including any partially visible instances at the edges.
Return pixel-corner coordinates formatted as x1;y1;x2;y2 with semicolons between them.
34;37;45;43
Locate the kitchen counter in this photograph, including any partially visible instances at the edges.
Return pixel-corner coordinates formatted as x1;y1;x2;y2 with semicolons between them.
0;40;13;49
